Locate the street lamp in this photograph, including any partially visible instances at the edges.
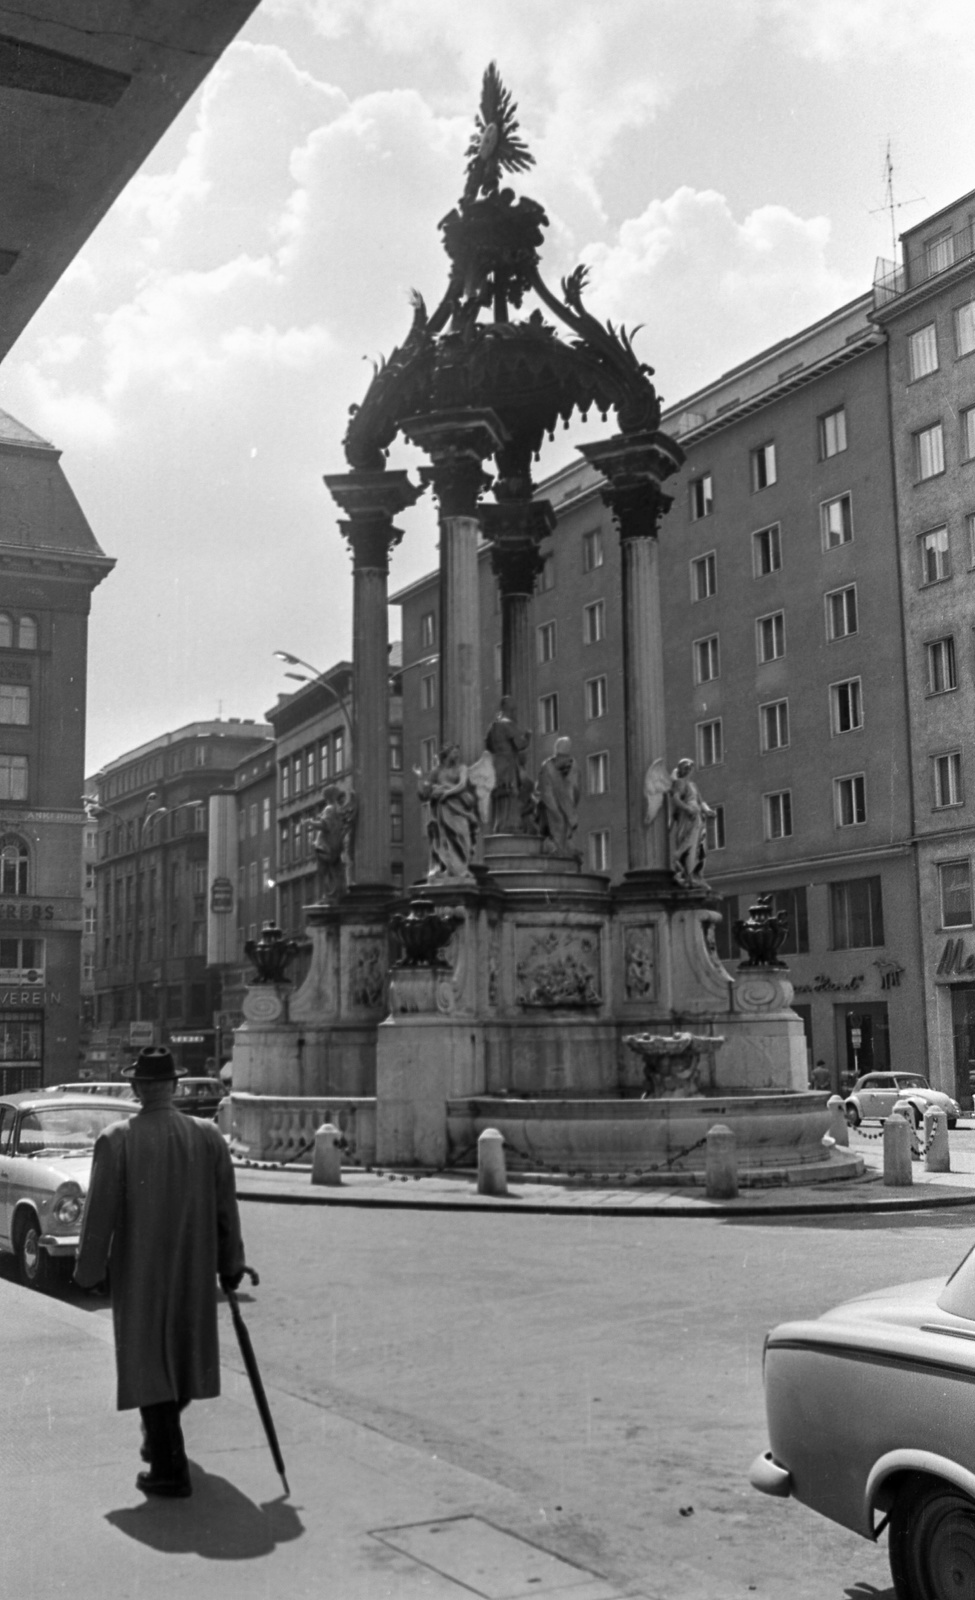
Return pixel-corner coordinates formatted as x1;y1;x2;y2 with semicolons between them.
273;650;353;739
83;790;168;1032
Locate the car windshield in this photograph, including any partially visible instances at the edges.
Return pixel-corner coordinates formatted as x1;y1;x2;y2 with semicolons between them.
16;1104;135;1156
893;1075;928;1089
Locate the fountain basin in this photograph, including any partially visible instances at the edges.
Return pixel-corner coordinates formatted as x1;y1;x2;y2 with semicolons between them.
447;1092;860;1186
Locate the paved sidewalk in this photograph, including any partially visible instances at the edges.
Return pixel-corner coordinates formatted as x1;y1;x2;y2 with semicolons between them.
232;1129;975;1217
3;1278;642;1600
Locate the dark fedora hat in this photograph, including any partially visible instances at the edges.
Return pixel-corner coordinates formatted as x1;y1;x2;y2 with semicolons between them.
121;1045;186;1080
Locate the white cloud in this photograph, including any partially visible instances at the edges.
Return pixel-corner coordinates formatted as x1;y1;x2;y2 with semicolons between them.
580;187;856;402
769;0;975;60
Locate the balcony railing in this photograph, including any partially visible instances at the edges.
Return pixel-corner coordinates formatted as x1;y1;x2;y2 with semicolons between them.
874;220;975;308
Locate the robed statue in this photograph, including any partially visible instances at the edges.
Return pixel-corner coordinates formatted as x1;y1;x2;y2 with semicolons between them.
313;784;358;901
644;756;715;889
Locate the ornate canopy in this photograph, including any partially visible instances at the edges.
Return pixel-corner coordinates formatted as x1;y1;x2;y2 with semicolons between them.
342;64;681;501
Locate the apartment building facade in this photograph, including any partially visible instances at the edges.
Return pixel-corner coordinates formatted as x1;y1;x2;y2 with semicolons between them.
0;407;113;1089
88;718;271;1075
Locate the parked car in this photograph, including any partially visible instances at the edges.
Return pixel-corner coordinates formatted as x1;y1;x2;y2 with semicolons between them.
47;1081;136;1100
0;1091;136;1289
843;1071;959;1130
750;1241;975;1598
171;1077;225;1119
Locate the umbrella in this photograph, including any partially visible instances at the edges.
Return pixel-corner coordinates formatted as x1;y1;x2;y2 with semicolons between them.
225;1266;290;1495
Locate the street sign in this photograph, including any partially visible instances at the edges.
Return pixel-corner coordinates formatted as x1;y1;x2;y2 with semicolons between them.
169;1032;207;1045
210;876;234;913
129;1021;155;1047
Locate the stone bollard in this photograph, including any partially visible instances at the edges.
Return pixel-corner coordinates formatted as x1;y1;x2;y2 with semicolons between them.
826;1095;849;1148
477;1128;508;1196
311;1122;343;1187
883;1112;913;1186
924;1105;951;1173
705;1123;738;1200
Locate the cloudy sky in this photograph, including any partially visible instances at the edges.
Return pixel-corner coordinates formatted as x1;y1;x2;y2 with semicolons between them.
2;0;973;775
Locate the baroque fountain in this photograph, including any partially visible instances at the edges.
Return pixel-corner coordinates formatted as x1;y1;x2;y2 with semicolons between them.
229;68;859;1187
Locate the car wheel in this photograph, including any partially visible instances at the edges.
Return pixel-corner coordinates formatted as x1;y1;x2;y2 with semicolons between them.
845;1103;861;1128
889;1476;975;1600
17;1212;57;1291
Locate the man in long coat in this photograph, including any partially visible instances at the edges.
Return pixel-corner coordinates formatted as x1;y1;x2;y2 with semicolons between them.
74;1046;245;1498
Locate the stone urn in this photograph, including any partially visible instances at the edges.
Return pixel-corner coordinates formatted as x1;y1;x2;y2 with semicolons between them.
244;921;300;985
733;894;789;969
624;1032;725;1098
390;896;462;968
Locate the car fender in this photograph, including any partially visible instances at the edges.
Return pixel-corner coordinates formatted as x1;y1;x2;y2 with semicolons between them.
866;1449;975;1533
10;1198;42;1248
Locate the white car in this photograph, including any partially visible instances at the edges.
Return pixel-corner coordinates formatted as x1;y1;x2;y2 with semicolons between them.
751;1241;975;1599
844;1071;959;1130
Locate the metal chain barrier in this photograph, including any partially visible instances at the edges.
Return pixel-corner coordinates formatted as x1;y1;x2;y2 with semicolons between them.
497;1132;711;1185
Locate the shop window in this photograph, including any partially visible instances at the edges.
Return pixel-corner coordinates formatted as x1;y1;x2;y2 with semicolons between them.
830;876;885;949
941;861;974;928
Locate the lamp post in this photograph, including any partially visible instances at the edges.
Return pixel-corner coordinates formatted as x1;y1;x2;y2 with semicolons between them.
273;651;353;740
83;791;168;1035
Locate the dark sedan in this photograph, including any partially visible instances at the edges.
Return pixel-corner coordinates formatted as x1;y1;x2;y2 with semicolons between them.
171;1076;225;1119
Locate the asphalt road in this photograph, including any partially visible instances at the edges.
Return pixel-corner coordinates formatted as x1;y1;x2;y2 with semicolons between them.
31;1183;975;1600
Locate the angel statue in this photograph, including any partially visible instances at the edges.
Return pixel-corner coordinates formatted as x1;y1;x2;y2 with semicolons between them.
414;744;487;880
312;785;358;901
643;756;716;889
483;696;532;832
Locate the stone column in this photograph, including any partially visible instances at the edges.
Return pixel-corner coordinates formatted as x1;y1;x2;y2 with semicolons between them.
580;433;684;874
403;410;506;763
480;499;555;732
323;470;423;889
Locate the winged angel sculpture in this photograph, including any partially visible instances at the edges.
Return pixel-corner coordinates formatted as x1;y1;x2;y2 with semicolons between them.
644;757;716;889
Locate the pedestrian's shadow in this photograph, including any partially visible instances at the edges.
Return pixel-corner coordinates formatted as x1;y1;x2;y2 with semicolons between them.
106;1462;304;1559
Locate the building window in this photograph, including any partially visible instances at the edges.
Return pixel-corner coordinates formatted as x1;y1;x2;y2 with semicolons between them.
538;693;559;734
0;614;10;648
821;493;853;549
919;525;951;584
420;736;437;772
249;802;258;838
763;790;792;840
292;755;302;798
963;407;975;462
819;407;847;458
493;641;502;683
17;616;37;650
927;636;957;694
752;524;782;576
756;611;785;663
0;935;44;982
750;441;777;491
585;676;608;720
690;473;713;519
694;635;719;684
583;600;605;644
262;797;270;831
420;673;436;711
914;422;945;480
826;585;858;640
830;876;884;948
333;729;346;773
538;552;555;591
697;719;723;767
390;792;404;844
940;861;973;928
830;677;863;734
537;620;557;663
588;829;610;871
956;300;975;358
0;755;27;801
420;611;437;649
691;551;716;600
587;751;609;795
705;806;725;852
760;699;789;752
0;684;29;724
835;773;867;827
0;838;28;894
927;229;954;276
389;728;403;771
248;861;258;900
582;528;604;572
908;323;939;380
305;748;315;791
934;752;964;809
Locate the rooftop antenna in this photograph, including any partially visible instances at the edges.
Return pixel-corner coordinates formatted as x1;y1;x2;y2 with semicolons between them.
870;140;923;259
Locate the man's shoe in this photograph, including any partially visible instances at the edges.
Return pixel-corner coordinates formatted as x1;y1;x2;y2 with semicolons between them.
136;1469;192;1498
